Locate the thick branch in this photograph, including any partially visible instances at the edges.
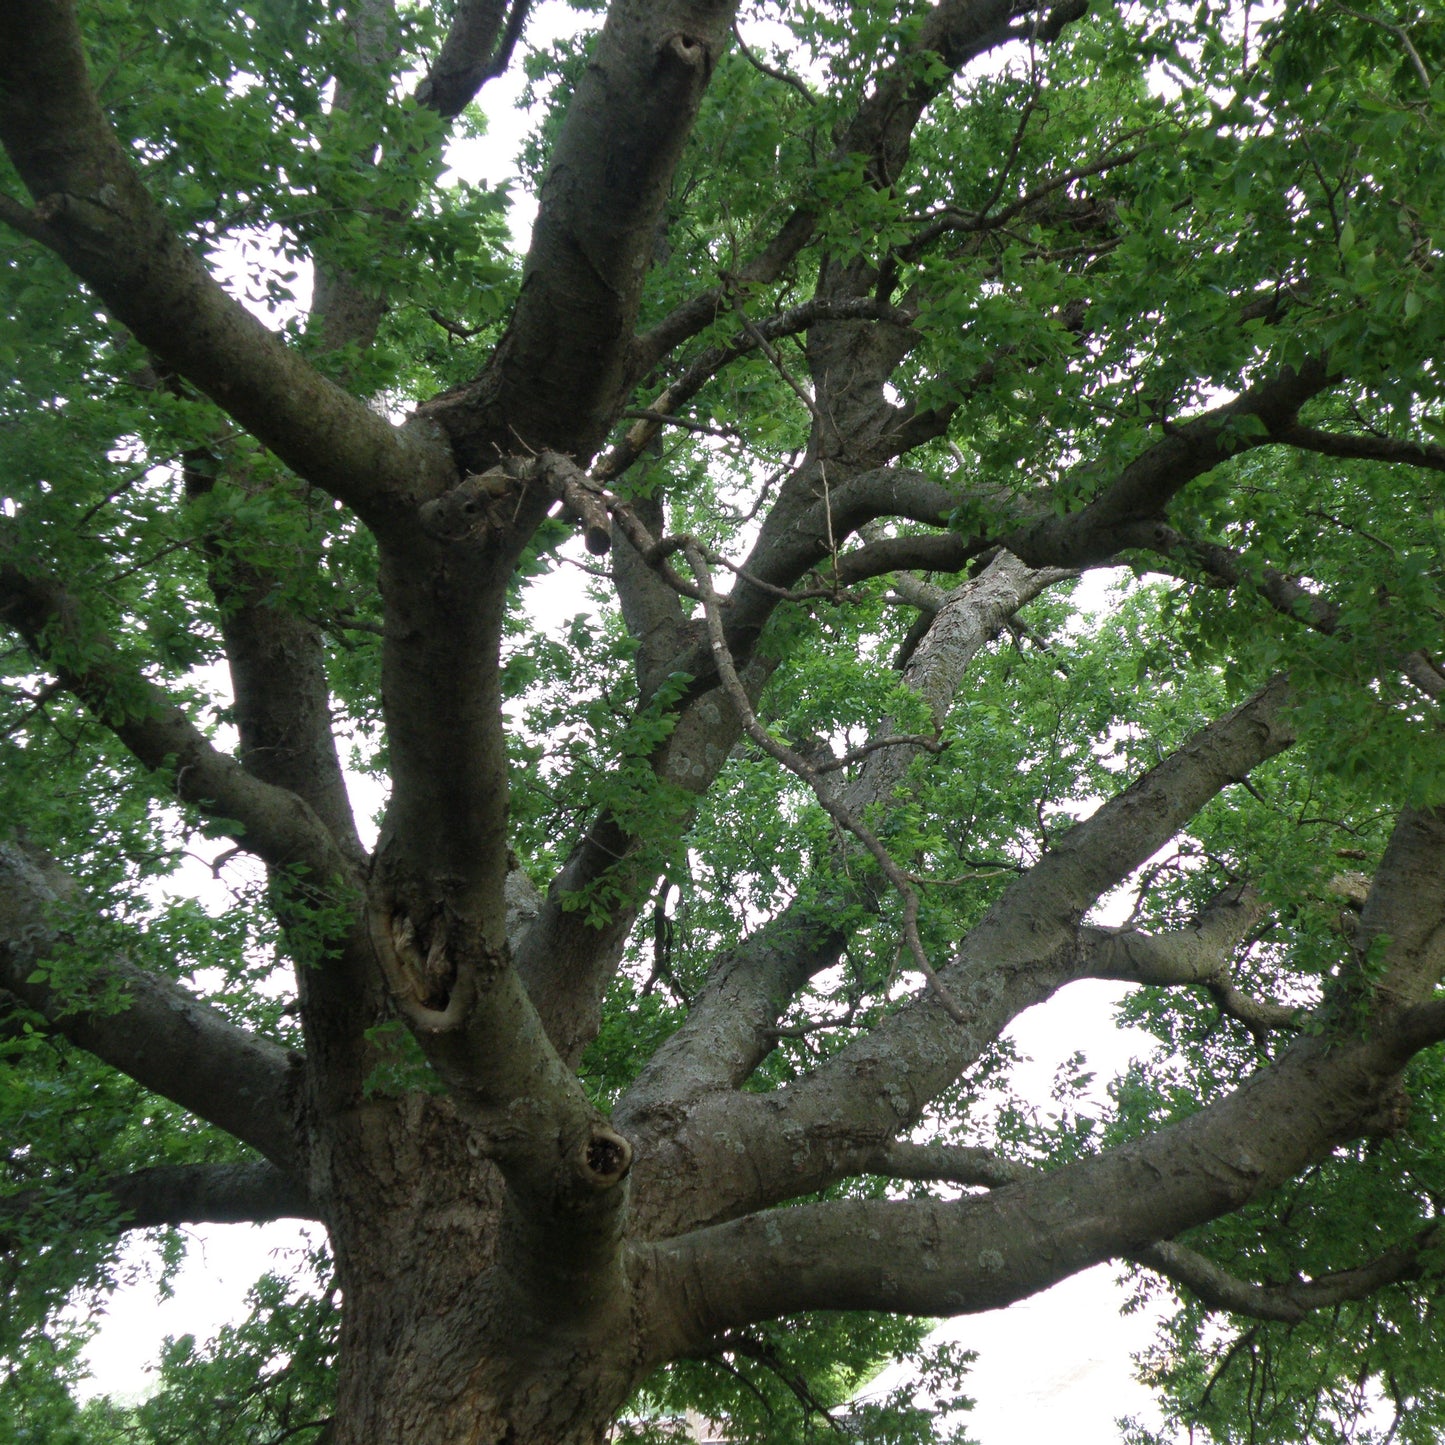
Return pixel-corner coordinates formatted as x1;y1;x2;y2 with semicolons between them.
1076;894;1268;988
600;297;912;483
421;0;741;469
1075;890;1302;1036
416;0;535;117
177;443;363;861
828;367;1338;585
862;1141;1036;1189
787;363;1333;600
0;0;451;528
619;552;1069;1128
1277;423;1445;472
1353;805;1445;1012
647;815;1445;1338
634;677;1297;1235
611;489;692;698
1;1162;318;1252
642;1019;1415;1358
0;843;304;1172
1004;363;1335;569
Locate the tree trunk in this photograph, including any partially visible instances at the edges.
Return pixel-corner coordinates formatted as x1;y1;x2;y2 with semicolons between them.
331;1286;637;1445
321;1099;643;1445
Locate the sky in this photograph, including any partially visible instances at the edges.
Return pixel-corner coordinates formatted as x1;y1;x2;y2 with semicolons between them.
73;7;1177;1434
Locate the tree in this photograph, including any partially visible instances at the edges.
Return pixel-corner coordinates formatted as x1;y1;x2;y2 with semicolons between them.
1;0;1443;1438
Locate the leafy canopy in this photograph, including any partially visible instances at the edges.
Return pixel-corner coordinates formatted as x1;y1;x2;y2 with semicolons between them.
2;0;1444;1440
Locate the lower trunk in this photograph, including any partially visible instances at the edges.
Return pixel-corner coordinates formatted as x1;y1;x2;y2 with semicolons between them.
331;1292;639;1445
320;1103;644;1445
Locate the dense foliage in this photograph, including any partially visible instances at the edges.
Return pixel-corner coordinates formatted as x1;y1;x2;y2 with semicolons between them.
2;0;1444;1441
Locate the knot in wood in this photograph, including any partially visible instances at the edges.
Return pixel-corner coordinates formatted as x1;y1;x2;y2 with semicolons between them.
580;1128;632;1188
664;31;714;73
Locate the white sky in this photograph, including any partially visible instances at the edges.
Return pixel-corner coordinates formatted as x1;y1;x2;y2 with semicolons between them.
75;12;1175;1434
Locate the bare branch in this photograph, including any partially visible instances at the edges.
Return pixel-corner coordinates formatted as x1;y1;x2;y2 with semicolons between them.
863;1142;1037;1189
730;22;815;104
683;539;969;1023
603;297;912;483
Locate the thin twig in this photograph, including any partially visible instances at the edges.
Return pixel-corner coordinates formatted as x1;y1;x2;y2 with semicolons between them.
813;731;946;773
605;501;705;601
730;23;816;104
620;408;745;441
682;541;969;1024
1334;3;1431;91
723;278;823;424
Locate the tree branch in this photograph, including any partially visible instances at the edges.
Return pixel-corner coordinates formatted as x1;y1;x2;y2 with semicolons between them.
684;539;968;1020
862;1141;1036;1189
420;0;741;470
170;424;363;862
1074;890;1303;1037
617;554;1077;1160
1;1162;318;1253
642;1011;1423;1358
1277;423;1445;472
636;677;1298;1235
1159;528;1445;704
0;843;304;1172
630;0;1087;374
1353;805;1445;1014
1137;1227;1444;1324
416;0;536;117
600;297;912;484
0;532;360;884
0;0;451;531
1004;362;1335;569
737;362;1327;606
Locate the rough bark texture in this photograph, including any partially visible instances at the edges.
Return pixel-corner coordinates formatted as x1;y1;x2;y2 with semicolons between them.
3;0;1444;1442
